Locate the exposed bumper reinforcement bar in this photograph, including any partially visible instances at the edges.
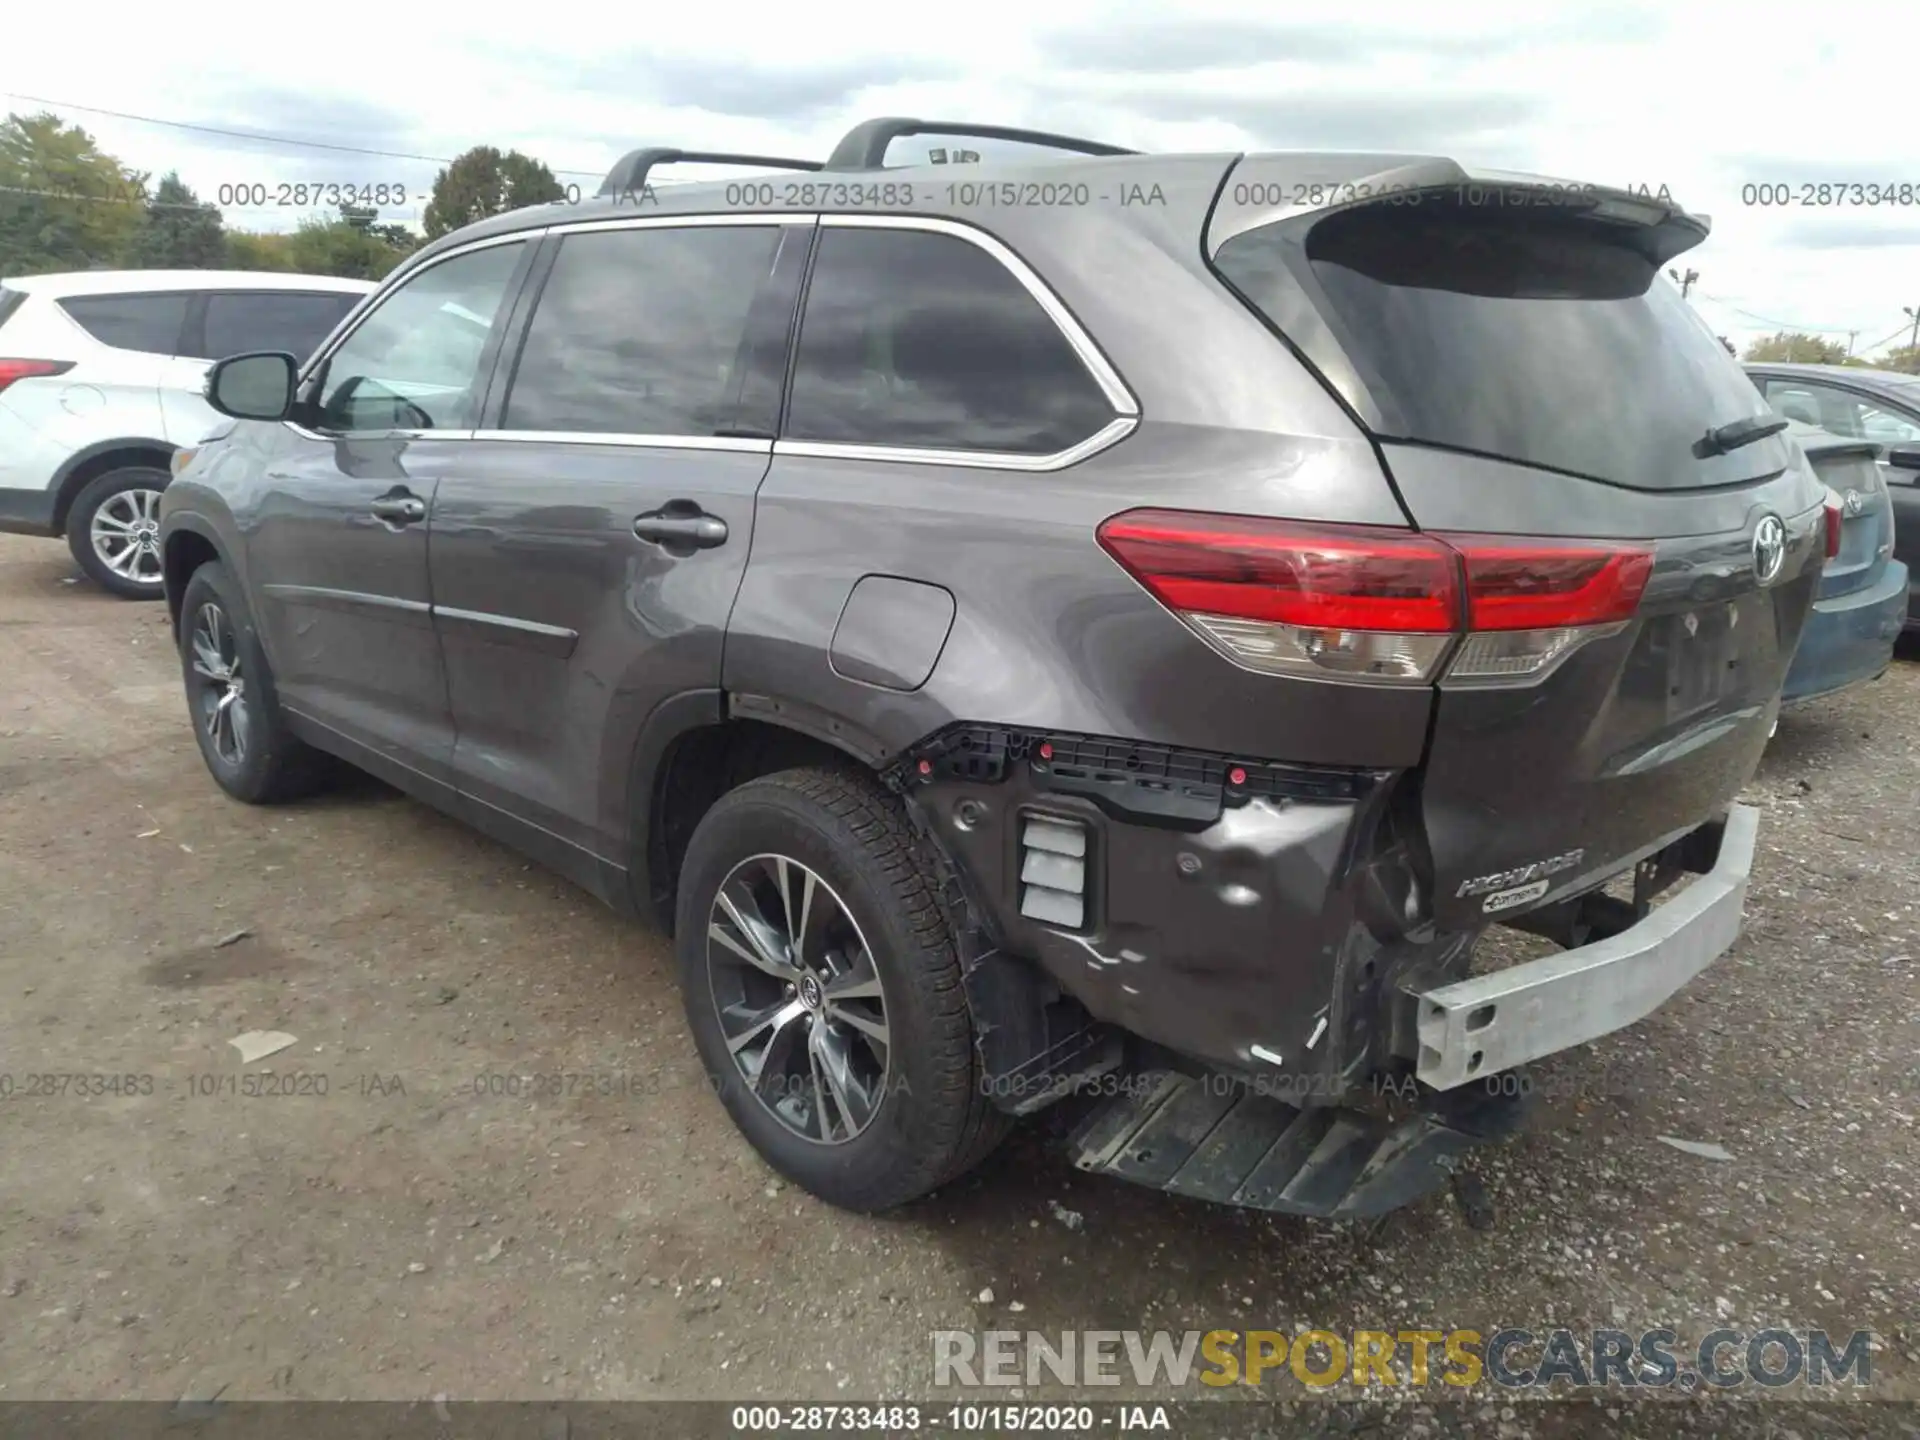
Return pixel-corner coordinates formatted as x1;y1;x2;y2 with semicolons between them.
1410;803;1759;1091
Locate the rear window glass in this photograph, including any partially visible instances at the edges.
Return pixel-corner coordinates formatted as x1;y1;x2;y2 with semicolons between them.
1215;198;1788;490
0;287;26;331
198;291;359;361
57;293;189;355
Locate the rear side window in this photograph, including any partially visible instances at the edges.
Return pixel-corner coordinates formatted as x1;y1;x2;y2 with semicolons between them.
1761;379;1920;445
784;226;1117;457
57;293;190;355
500;225;780;436
0;287;27;332
1215;197;1785;490
198;291;359;361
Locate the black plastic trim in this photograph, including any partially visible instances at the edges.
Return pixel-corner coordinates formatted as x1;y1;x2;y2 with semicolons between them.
892;723;1381;828
597;149;823;200
0;484;57;537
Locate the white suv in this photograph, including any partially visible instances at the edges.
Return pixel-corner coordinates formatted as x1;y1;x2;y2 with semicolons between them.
0;270;374;598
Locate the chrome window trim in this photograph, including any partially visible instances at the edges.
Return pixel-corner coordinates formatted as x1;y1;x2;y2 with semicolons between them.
288;210;1139;470
284;424;474;443
541;212;813;237
471;430;773;454
773;415;1138;473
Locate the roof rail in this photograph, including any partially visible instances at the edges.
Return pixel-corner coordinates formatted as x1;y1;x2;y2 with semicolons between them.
595;148;824;199
824;118;1136;171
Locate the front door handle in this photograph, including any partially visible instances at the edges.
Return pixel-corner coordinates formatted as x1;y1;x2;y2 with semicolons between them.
370;495;426;524
633;508;728;549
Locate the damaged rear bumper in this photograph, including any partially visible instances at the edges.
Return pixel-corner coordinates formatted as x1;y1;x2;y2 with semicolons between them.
1407;803;1759;1090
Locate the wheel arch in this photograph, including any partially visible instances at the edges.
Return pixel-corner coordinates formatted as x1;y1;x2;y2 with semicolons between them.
160;515;235;639
627;694;897;933
629;695;1078;1121
51;437;179;536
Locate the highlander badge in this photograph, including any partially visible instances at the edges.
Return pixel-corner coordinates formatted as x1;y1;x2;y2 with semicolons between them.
1457;849;1586;898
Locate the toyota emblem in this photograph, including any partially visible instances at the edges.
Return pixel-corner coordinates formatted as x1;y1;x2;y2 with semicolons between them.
1751;513;1786;585
1843;489;1865;518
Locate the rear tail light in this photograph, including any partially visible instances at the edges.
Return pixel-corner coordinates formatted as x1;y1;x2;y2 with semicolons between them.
0;359;74;395
1822;493;1843;560
1441;532;1653;684
1096;509;1655;688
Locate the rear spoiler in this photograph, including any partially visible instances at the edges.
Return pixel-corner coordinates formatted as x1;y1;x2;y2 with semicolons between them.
1206;154;1710;267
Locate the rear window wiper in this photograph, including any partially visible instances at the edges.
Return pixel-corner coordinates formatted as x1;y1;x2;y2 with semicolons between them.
1694;412;1788;458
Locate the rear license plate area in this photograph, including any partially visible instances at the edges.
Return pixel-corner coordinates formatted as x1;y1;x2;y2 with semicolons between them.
1665;603;1740;718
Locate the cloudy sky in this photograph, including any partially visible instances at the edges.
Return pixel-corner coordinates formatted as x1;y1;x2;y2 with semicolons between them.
7;0;1919;358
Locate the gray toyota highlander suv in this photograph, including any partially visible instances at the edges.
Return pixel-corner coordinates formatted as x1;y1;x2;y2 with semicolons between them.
159;118;1825;1218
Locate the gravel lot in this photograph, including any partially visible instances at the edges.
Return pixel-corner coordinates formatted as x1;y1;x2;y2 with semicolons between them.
0;532;1914;1428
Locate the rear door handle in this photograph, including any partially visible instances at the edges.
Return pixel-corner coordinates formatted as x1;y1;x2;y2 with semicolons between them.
633;509;728;549
370;495;426;524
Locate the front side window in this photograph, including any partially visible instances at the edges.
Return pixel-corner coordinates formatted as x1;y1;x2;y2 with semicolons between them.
784;226;1117;457
200;291;360;362
314;242;524;433
499;225;780;436
58;293;189;355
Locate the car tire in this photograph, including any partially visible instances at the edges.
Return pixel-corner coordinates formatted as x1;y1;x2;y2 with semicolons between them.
674;766;1011;1212
66;466;170;600
178;561;330;804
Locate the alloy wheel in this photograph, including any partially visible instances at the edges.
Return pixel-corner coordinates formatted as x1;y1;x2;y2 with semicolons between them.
706;853;891;1145
189;602;251;766
90;487;165;585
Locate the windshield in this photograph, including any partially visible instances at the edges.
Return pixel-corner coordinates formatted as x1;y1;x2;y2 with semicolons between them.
1215;196;1792;490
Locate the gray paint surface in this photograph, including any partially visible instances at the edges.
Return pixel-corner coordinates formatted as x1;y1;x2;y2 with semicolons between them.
161;141;1821;1085
829;576;955;691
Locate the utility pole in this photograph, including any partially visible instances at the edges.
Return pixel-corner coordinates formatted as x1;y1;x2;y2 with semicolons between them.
1906;306;1920;354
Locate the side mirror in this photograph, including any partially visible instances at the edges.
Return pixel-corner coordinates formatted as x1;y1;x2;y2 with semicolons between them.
1886;445;1920;475
205;351;297;422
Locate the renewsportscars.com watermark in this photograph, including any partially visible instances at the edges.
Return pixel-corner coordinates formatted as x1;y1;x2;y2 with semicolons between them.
934;1328;1874;1392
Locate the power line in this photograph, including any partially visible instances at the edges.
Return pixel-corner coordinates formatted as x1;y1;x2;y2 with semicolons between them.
1859;319;1917;355
3;91;608;180
1691;291;1863;335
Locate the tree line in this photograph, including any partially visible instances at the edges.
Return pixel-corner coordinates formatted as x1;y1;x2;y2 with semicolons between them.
8;107;1919;376
1;110;569;281
1743;330;1920;374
